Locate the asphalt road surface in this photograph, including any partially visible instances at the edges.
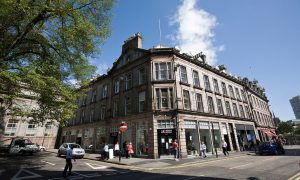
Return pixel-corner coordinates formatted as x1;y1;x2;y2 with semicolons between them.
0;147;299;180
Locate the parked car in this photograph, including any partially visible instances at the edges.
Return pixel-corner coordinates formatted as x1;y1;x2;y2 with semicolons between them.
58;143;85;158
0;138;38;155
36;144;46;152
258;142;285;155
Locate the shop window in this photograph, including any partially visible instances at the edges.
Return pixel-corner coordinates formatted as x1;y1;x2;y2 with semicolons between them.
203;75;211;91
184;120;196;129
154;62;172;80
136;122;149;156
157;120;175;129
192;70;200;87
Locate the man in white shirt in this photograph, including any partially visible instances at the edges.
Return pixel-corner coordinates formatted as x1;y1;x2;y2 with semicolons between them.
222;140;229;156
104;143;109;160
200;142;207;158
63;146;75;177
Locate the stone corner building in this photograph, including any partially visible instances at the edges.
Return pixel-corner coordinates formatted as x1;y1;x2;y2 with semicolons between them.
61;33;275;159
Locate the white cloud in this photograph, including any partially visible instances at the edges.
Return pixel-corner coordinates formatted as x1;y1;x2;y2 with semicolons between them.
96;63;110;75
170;0;224;65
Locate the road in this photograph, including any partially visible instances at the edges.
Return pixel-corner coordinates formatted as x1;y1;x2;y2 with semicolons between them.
0;147;299;180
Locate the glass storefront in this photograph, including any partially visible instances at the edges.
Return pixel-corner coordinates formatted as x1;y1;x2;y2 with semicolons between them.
157;120;176;157
184;120;199;155
136;122;149;156
211;122;221;150
199;121;212;152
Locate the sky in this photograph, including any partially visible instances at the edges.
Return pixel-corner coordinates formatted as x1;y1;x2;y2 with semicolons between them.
91;0;300;121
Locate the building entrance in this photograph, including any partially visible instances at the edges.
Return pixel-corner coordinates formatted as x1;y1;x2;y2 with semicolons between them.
157;129;176;157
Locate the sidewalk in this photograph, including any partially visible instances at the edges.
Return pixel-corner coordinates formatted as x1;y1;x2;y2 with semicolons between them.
46;149;252;169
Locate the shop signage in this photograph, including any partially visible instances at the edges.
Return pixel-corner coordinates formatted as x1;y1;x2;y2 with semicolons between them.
119;122;128;132
161;129;173;134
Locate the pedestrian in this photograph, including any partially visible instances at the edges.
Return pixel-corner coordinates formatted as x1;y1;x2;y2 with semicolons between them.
128;142;134;158
114;141;120;157
222;140;229;156
200;141;207;158
104;143;109;160
172;139;179;161
62;145;75;177
123;141;128;158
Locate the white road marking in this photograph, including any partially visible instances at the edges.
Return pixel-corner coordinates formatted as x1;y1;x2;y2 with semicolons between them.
11;168;42;180
184;177;199;180
230;162;253;169
85;162;107;169
41;160;56;166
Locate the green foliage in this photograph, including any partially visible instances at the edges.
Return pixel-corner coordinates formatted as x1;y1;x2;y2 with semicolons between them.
0;0;114;126
277;122;294;134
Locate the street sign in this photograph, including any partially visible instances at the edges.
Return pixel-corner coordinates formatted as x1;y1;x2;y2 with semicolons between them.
119;122;128;132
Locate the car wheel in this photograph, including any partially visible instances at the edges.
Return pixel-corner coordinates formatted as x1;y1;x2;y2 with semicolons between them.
81;156;84;159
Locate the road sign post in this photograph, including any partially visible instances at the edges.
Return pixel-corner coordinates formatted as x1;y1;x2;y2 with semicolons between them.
119;122;127;162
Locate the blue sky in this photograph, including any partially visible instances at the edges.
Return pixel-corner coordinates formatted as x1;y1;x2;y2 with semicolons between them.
91;0;300;121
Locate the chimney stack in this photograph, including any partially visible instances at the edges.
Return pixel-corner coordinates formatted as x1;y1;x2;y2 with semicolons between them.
122;32;142;53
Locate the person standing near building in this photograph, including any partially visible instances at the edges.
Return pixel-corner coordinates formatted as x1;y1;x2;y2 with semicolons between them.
200;141;207;158
114;141;120;157
172;139;179;161
128;142;134;158
104;143;109;160
62;146;75;177
222;140;229;156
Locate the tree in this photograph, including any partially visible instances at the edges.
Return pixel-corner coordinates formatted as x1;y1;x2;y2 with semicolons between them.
0;0;114;126
277;122;294;134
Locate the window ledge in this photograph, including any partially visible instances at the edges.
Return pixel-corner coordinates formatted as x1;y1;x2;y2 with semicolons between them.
193;86;203;90
214;92;222;96
205;89;213;93
180;81;191;87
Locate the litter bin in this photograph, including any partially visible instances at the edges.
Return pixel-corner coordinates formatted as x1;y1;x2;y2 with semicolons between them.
109;149;114;159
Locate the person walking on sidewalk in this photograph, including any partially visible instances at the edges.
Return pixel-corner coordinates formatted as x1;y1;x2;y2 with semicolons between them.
114;141;120;157
200;141;207;158
104;143;109;160
62;146;75;177
128;142;134;158
222;140;229;156
172;139;179;161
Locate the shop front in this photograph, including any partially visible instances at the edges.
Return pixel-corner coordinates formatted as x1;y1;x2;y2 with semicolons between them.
157;119;176;157
198;121;212;152
235;124;256;150
184;120;199;155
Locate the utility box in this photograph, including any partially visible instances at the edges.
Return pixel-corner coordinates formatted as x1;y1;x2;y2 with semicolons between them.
109;149;114;159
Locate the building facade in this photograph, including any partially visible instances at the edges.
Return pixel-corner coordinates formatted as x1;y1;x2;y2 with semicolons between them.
290;96;300;119
61;33;275;158
0;96;59;149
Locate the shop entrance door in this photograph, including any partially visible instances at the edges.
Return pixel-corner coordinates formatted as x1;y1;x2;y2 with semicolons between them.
157;129;176;157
